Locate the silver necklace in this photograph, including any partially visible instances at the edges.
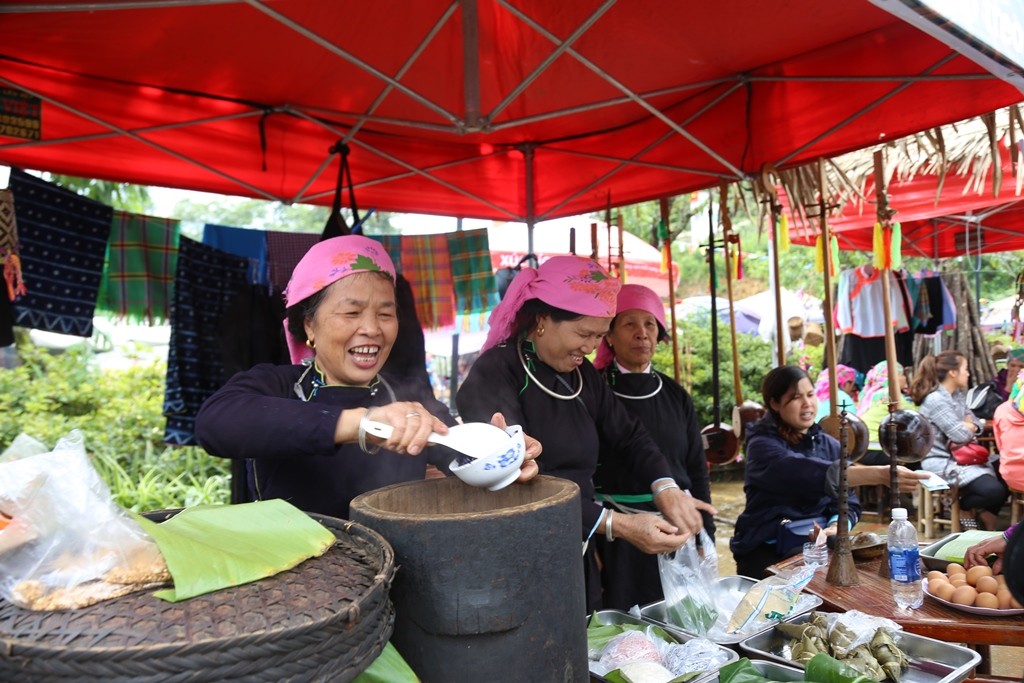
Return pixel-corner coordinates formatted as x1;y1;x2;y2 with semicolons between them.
518;340;583;400
612;371;663;400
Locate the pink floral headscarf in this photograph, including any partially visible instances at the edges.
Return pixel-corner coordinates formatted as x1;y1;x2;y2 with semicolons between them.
593;284;668;370
814;364;857;403
857;360;902;413
282;235;396;363
483;255;621;351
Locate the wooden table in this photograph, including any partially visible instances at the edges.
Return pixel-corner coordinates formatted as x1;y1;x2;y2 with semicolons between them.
768;554;1023;677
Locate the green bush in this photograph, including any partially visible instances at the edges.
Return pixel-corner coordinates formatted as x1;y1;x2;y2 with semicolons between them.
651;319;820;427
0;345;230;511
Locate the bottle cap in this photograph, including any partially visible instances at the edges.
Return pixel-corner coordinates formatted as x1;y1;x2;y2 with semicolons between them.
892;507;908;521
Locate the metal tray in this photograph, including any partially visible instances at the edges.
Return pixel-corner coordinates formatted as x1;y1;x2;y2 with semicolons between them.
587;609;738;683
705;658;806;683
639;575;823;645
737;612;981;683
919;532;965;571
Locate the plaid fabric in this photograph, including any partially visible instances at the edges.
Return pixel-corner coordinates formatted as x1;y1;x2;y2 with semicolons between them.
375;234;403;274
164;237;249;446
10;169;112;337
400;233;454;329
202;223;268;285
266;231;318;292
96;210;180;323
447;228;498;330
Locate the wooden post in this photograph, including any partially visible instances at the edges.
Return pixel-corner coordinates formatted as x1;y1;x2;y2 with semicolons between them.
722;182;743;405
660;196;680;383
819;159;839;416
875;148;902;579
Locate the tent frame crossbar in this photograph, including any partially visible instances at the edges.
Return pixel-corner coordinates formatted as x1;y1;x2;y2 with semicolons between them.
0;74;280;201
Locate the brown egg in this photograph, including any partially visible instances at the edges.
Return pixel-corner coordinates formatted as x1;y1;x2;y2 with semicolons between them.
947;562;966;575
933;581;957;602
995;574;1007;587
966;565;993;586
951;585;978;605
997;590;1013;609
975;576;999;595
1012;596;1023;609
927;570;946;583
949;574;968;587
975;592;1000;609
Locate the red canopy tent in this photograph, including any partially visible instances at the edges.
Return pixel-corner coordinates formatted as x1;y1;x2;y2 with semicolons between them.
1;0;1022;222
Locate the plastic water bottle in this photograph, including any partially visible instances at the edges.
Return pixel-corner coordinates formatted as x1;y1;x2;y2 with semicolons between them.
887;507;923;609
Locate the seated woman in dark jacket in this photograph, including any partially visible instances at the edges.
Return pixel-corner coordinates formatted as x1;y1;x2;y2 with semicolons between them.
730;366;927;578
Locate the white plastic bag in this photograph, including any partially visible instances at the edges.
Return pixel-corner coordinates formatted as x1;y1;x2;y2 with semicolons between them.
725;563;816;634
0;430;168;610
657;530;719;635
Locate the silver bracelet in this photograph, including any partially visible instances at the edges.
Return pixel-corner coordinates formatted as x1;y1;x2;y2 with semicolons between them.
358;409;382;455
604;510;615;542
652;481;680;498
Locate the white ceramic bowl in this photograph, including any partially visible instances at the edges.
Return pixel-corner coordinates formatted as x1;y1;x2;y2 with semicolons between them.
449;425;525;491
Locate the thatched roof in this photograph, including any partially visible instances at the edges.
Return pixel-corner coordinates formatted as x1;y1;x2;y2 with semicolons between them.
750;104;1024;230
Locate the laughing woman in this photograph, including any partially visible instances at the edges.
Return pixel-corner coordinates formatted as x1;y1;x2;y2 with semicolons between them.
195;235;538;520
731;365;927;578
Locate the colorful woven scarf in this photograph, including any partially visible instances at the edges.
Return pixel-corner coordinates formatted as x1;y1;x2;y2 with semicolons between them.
10;169;112;337
400;233;455;331
447;228;498;329
96;210;180;323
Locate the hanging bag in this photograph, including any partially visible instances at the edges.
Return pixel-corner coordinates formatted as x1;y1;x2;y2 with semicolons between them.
657;530;719;635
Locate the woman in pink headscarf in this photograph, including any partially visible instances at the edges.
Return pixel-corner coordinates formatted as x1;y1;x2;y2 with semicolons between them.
195;235;539;520
812;364;858;422
591;284;717;610
456;257;715;611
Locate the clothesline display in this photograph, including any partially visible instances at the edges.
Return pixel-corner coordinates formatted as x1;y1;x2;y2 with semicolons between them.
834;264;956;374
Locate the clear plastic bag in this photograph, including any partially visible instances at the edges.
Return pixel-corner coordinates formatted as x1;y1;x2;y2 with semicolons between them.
657;530;719;635
0;430;168;610
725;563;816;634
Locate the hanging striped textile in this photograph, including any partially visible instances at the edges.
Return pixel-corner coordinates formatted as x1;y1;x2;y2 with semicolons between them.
447;228;498;330
164;238;249;446
203;223;268;285
96;210;180;323
0;188;25;301
266;231;318;292
10;169;112;337
400;233;454;329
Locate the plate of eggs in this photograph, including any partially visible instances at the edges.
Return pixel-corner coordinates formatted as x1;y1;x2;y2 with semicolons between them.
922;563;1024;615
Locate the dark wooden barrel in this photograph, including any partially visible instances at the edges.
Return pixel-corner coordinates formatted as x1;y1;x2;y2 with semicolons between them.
350;475;587;683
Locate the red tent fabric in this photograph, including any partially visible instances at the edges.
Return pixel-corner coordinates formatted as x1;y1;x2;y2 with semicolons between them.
786;146;1024;257
1;1;1021;220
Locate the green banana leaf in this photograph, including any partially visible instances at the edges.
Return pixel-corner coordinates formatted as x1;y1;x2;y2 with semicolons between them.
353;642;419;683
719;655;876;683
133;499;336;601
933;530;1003;564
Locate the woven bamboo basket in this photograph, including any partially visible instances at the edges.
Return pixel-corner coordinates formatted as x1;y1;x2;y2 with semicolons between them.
0;512;395;682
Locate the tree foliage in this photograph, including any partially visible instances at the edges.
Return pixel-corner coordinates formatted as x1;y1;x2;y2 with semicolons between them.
0;346;229;511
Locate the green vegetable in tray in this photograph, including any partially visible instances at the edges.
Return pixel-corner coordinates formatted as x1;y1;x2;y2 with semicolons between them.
665;595;718;634
719;654;878;683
